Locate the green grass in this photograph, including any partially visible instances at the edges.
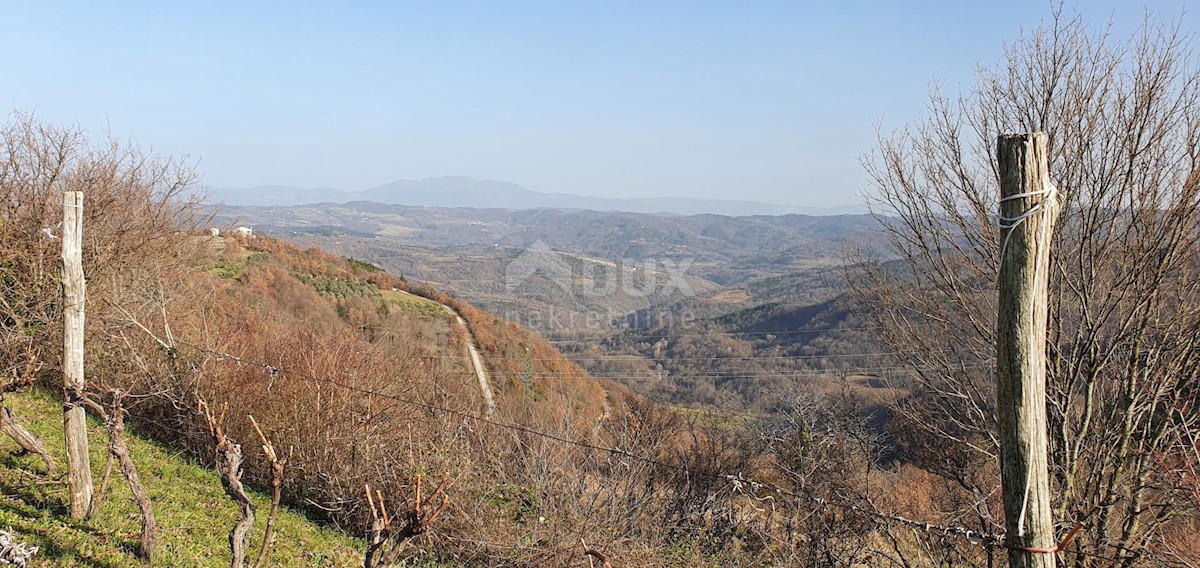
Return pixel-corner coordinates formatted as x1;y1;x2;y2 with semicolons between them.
0;388;364;567
204;260;246;280
380;289;450;320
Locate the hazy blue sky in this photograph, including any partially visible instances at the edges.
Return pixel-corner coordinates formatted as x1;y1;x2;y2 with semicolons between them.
3;1;1194;207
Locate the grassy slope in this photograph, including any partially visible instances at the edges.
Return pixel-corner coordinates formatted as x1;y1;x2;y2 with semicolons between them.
379;288;452;320
0;388;364;567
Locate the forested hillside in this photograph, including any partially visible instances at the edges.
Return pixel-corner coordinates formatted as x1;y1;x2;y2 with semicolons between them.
21;113;1189;568
216;198;896;416
1;115;979;566
212;201;886;335
209;12;1200;565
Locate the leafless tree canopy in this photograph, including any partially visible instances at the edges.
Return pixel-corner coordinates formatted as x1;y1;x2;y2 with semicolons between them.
0;111;204;372
856;9;1200;566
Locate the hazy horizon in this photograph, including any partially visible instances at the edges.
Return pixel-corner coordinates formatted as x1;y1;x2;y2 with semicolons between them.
4;1;1194;208
209;175;851;207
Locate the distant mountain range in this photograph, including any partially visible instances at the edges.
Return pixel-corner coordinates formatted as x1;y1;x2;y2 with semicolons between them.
202;176;867;216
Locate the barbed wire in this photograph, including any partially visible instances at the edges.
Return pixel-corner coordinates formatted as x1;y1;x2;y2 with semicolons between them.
418;369;990;383
406;360;993;382
355;318;942;341
157;337;1192;566
401;349;988;363
121;326;1191;565
542;324;927;342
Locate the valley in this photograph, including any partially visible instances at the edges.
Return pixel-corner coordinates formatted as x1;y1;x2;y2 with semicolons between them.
213;201;897;412
7;3;1199;564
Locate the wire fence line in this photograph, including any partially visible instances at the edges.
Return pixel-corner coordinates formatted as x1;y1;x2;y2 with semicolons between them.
399;362;994;383
154;337;1185;567
401;350;987;363
542;323;934;341
354;317;942;340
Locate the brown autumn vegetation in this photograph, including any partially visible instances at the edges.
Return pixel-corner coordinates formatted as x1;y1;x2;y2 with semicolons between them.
86;235;950;566
1;112;1010;566
5;11;1200;565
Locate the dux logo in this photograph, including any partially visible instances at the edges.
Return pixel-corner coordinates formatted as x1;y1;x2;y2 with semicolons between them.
505;240;695;297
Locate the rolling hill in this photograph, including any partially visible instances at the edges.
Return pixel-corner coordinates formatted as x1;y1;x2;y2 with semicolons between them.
209;202;888;334
208;202;896;414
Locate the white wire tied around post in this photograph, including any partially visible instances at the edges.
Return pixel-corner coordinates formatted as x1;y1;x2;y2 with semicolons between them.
997;176;1058;539
998;182;1058;269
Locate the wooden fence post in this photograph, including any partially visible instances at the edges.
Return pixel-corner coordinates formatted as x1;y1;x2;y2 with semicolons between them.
996;132;1060;567
61;190;93;519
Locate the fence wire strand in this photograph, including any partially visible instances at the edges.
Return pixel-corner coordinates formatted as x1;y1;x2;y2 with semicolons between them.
161;337;1189;567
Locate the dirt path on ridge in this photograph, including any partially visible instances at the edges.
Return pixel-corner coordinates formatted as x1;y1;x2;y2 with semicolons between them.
440;304;497;417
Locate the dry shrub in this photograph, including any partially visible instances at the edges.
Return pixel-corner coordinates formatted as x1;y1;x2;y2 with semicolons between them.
2;113;978;566
0;112;205;376
106;237;907;565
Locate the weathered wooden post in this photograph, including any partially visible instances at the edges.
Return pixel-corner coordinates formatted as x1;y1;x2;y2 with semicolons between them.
61;190;93;519
996;132;1060;567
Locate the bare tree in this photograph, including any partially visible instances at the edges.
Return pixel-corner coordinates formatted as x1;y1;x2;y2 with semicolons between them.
855;8;1200;566
752;387;890;566
0;112;204;366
